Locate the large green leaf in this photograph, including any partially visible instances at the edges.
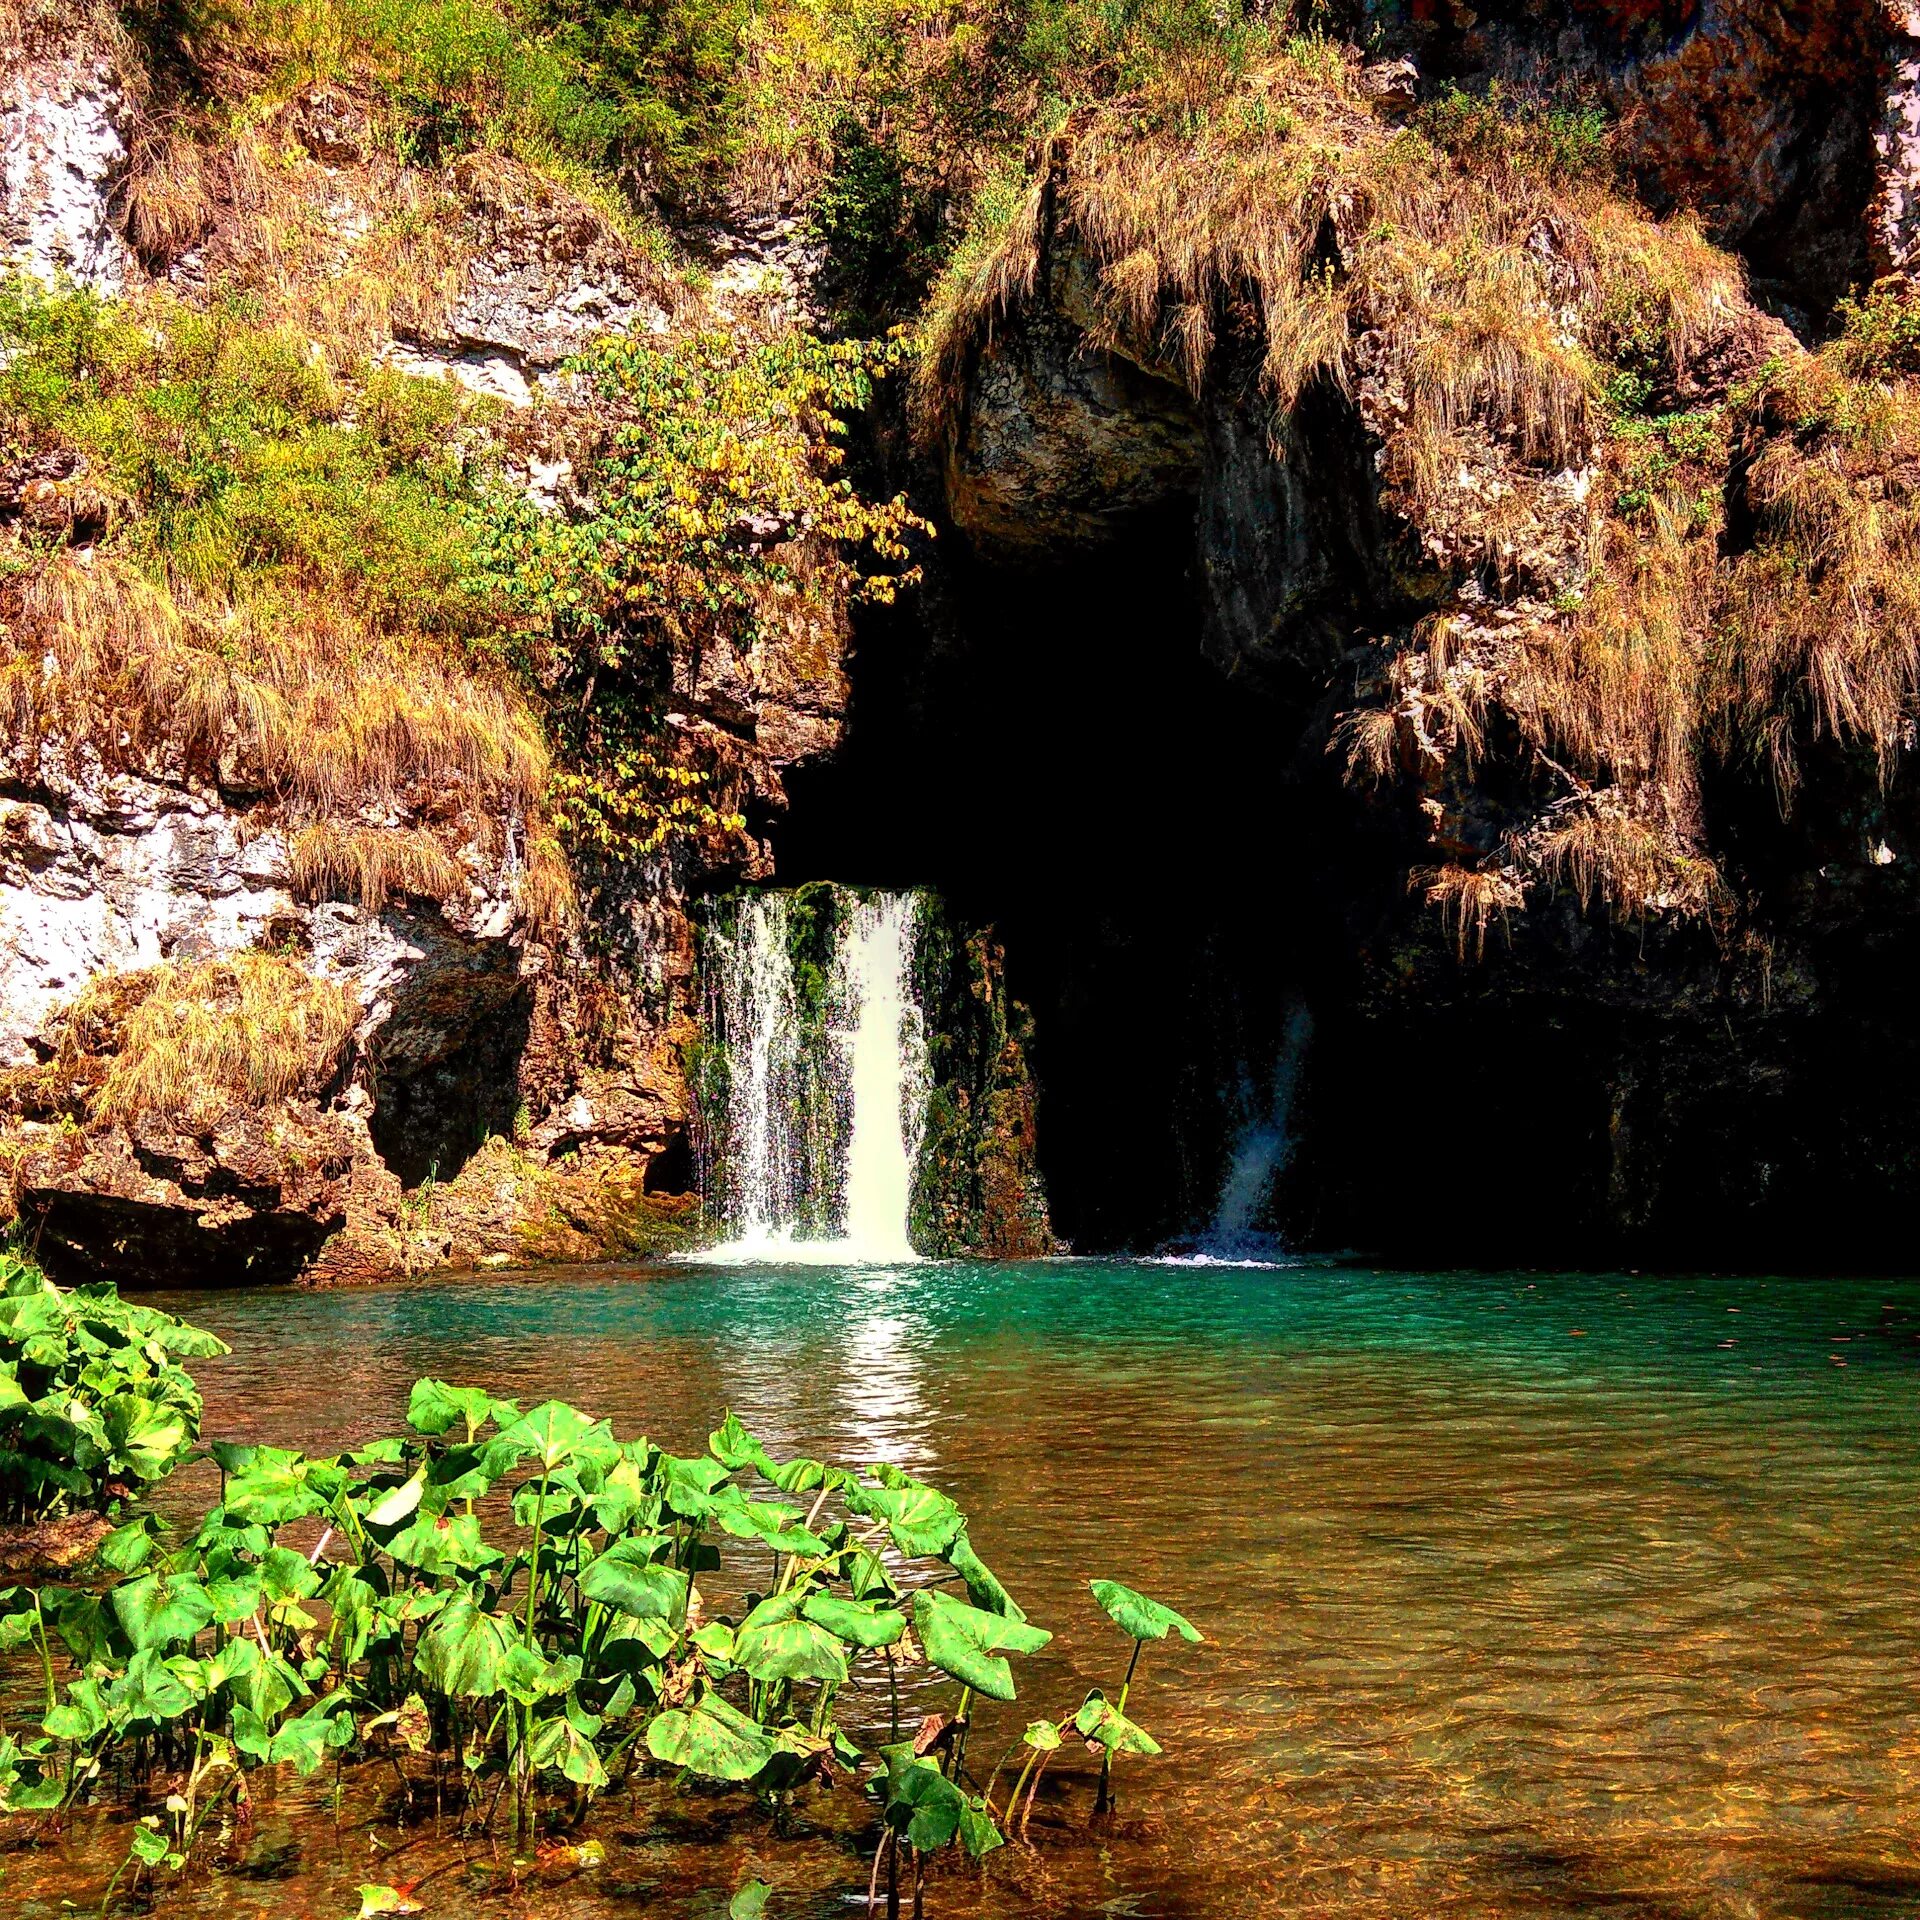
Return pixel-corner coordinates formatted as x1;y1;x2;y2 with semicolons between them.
529;1711;610;1788
1088;1579;1201;1643
43;1676;109;1742
269;1694;355;1775
482;1400;613;1477
734;1598;848;1685
205;1572;265;1625
41;1586;113;1665
1073;1689;1161;1755
417;1595;518;1699
708;1410;772;1473
801;1592;906;1649
501;1644;581;1706
108;1649;194;1724
646;1691;777;1783
849;1472;964;1557
579;1541;688;1622
720;1498;828;1558
99;1393;188;1480
406;1379;516;1440
880;1751;967;1851
911;1591;1051;1702
0;1360;32;1412
112;1571;214;1652
386;1511;501;1575
949;1531;1025;1621
224;1458;334;1526
729;1880;772;1920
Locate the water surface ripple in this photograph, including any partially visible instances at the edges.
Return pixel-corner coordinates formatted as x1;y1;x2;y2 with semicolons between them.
133;1259;1920;1920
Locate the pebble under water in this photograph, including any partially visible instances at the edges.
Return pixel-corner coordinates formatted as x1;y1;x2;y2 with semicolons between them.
11;1258;1920;1920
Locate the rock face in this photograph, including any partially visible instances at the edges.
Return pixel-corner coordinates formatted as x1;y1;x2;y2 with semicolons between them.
1878;5;1920;271
0;28;884;1284
1412;0;1901;319
911;29;1920;1265
0;49;127;292
911;918;1054;1258
425;157;675;373
0;767;289;1068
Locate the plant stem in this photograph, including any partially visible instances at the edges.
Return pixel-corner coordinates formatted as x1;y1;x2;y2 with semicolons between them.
31;1592;54;1718
1097;1640;1144;1816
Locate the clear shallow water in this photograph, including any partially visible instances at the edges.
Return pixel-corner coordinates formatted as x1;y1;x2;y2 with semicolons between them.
23;1259;1920;1919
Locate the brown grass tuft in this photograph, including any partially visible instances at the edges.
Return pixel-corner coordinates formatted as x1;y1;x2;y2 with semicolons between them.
79;954;359;1131
1417;863;1524;963
288;822;470;910
5;556;548;833
920;38;1737;530
1712;364;1920;806
1531;804;1724;920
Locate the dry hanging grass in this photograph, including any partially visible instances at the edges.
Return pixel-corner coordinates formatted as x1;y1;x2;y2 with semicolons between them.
1530;806;1723;920
919;38;1739;527
88;953;360;1131
5;556;548;830
1417;863;1524;963
1712;364;1920;807
288;822;471;910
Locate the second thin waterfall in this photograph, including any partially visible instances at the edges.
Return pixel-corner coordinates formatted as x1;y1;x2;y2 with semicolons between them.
697;889;928;1262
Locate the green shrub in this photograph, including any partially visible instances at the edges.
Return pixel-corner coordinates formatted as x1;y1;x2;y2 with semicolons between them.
0;1253;228;1527
0;279;487;637
1418;79;1613;185
1833;277;1920;381
469;327;926;861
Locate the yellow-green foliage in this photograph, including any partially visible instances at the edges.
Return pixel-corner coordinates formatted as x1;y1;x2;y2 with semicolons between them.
65;955;361;1132
473;327;927;861
0;281;548;838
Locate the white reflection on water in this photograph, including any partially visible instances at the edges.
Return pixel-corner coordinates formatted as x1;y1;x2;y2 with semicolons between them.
839;1268;937;1472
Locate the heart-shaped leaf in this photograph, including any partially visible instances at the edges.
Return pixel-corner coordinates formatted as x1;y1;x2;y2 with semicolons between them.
580;1541;688;1622
734;1603;848;1685
1073;1688;1162;1755
912;1591;1051;1702
801;1592;906;1649
646;1691;777;1783
112;1571;214;1652
1088;1579;1201;1643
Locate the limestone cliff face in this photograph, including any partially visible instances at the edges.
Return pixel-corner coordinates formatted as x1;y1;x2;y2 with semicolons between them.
0;21;853;1283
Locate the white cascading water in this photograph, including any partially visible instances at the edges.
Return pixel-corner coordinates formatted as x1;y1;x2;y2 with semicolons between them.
697;890;927;1264
830;895;927;1262
707;894;800;1253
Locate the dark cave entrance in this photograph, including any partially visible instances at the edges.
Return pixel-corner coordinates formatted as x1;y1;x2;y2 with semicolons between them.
774;505;1346;1251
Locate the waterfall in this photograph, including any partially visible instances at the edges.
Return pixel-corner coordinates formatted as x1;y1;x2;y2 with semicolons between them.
1182;1001;1313;1264
832;895;927;1262
696;889;928;1263
706;894;802;1249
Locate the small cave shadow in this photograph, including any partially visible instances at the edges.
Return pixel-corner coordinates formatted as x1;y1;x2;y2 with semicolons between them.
369;983;533;1190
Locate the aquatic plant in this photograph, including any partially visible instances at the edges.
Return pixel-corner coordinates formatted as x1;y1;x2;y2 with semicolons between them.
1084;1578;1200;1813
0;1375;1193;1912
0;1254;228;1529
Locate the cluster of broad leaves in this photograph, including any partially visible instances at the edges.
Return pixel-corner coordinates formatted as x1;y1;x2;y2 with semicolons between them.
0;1380;1167;1870
0;1254;228;1527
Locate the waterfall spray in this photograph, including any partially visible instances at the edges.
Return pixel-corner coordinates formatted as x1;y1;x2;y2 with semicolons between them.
1186;1000;1313;1264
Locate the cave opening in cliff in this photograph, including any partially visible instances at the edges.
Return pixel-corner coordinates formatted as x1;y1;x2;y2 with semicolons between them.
774;504;1353;1251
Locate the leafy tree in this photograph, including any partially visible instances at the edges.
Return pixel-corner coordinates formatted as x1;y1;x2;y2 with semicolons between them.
471;328;927;862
